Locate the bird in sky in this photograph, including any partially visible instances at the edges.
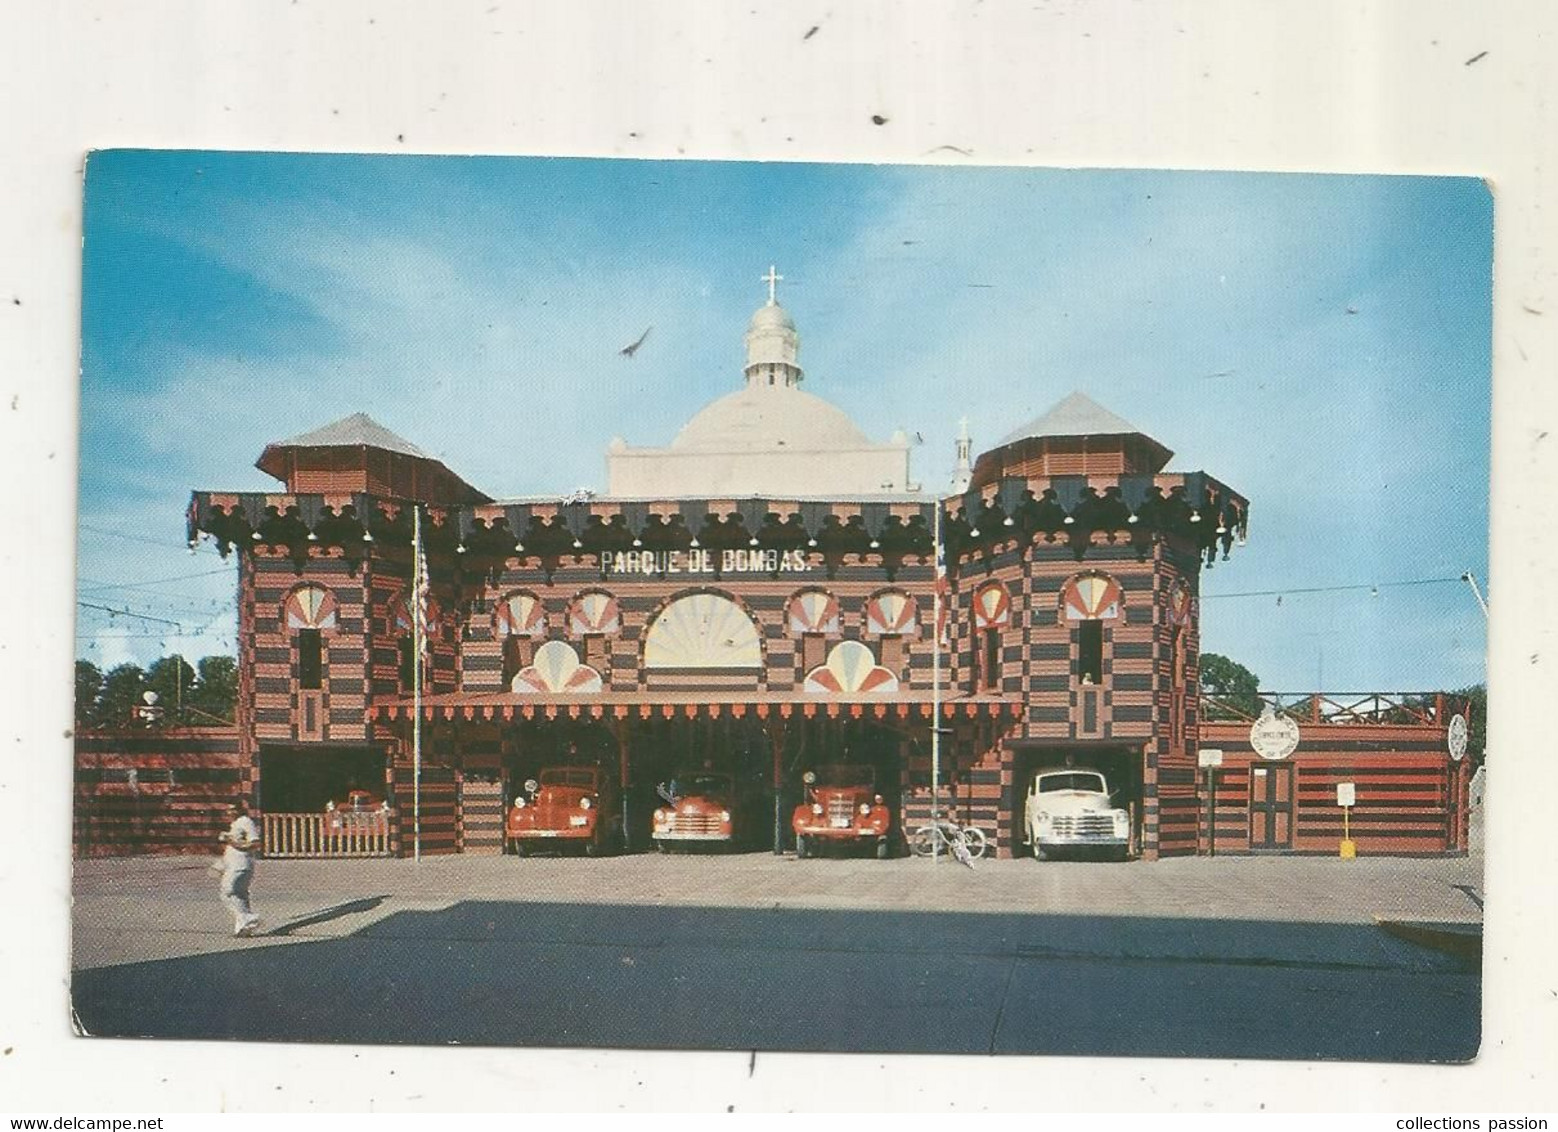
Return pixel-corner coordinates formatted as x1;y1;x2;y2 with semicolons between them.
620;326;653;357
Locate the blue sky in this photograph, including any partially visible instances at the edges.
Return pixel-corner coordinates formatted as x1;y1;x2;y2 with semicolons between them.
77;151;1492;690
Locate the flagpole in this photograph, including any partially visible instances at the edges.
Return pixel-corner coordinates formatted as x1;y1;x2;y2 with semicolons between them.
412;505;423;864
931;501;942;864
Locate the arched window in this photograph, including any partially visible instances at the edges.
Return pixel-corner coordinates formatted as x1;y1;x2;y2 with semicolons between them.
568;590;620;675
1168;578;1193;755
1059;572;1124;686
971;581;1011;692
864;589;918;676
283;584;336;691
493;591;547;687
645;593;762;670
393;594;442;694
787;589;840;672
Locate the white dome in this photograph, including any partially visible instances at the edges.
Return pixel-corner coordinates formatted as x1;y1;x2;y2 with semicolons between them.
671;386;872;452
748;303;796;332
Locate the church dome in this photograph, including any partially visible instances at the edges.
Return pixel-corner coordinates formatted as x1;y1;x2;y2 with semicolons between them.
671;386;873;452
748;302;796;333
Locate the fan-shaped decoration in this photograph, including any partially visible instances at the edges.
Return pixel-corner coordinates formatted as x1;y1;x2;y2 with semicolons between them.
864;590;918;637
568;591;621;636
493;591;546;639
393;594;442;635
786;590;841;636
1060;573;1123;622
511;640;603;694
803;640;900;695
283;584;337;632
972;583;1011;630
1168;578;1193;625
644;593;762;669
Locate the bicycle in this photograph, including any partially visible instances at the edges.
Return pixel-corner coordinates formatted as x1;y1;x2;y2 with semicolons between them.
909;818;987;865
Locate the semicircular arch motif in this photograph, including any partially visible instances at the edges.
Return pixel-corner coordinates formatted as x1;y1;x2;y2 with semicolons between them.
803;640;900;695
644;592;762;669
393;594;442;636
493;591;547;639
283;584;337;632
1060;572;1123;622
864;590;918;637
972;582;1012;630
786;589;841;636
512;640;603;694
568;591;621;636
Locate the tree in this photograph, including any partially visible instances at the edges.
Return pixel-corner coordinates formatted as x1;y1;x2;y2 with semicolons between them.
93;662;147;730
145;655;198;726
1199;652;1261;720
75;660;103;731
188;655;238;724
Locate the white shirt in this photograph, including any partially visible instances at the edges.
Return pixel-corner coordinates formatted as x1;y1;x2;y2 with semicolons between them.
223;814;260;870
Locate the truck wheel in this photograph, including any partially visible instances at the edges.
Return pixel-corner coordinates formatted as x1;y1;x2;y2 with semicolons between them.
585;835;603;858
795;835;809;859
1034;844;1048;862
875;838;890;860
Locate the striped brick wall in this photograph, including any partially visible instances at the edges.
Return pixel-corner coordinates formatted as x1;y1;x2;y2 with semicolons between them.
1197;723;1469;855
391;761;459;855
456;560;940;696
250;550;372;747
74;728;244;857
459;777;505;855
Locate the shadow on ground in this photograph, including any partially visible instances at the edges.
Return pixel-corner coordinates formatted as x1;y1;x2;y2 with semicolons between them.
72;901;1480;1061
268;896;389;936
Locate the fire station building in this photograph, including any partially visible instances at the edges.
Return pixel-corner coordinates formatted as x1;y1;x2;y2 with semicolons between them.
179;279;1472;861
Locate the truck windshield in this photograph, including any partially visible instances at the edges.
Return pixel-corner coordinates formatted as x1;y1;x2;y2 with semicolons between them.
1038;773;1106;793
678;774;732;798
540;768;598;788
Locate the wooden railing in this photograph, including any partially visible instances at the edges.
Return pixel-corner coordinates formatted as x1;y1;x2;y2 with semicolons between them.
261;812;394;858
1199;692;1460;726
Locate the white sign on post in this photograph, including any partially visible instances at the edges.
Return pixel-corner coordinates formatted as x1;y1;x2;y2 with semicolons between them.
1198;748;1224;768
1336;782;1356;808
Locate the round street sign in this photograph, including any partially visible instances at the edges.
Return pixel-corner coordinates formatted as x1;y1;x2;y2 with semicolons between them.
1250;710;1300;760
1448;713;1469;761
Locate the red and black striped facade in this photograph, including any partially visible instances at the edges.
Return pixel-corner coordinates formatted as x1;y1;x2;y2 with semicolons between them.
174;423;1470;861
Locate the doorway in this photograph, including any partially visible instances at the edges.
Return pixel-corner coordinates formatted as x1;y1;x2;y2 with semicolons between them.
1248;763;1295;850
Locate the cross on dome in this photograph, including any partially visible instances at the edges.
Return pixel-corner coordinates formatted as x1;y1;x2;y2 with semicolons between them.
762;264;783;305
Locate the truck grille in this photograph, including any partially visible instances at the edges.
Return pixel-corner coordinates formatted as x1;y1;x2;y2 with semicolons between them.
669;812;723;836
1051;814;1117;837
827;798;855;829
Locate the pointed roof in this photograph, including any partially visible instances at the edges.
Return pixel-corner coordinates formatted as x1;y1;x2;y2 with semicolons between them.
999;392;1149;447
267;412;431;459
255;412;489;502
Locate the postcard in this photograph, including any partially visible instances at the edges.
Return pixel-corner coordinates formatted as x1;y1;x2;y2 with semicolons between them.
71;152;1489;1062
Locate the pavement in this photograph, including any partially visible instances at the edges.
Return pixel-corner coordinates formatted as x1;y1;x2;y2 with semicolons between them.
70;847;1483;1061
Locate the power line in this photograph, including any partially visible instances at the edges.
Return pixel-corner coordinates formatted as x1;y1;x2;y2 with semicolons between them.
79;522;226;556
76;601;184;629
1201;575;1470;600
77;598;235;620
77;567;234;594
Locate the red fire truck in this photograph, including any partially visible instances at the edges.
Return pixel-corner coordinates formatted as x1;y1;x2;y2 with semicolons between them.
651;770;739;851
791;764;892;859
506;765;620;856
